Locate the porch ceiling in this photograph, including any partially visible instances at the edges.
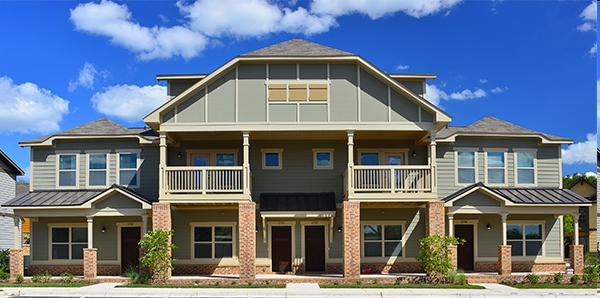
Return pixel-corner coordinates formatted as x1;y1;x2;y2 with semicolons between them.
167;130;428;142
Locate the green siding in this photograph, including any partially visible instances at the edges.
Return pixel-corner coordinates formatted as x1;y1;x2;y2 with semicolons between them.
390;89;419;122
163;109;175;123
399;81;424;95
545;217;561;257
268;64;296;79
94;193;142;209
269;104;297;122
299;104;327;121
207;71;235;122
178;92;205;123
330;64;358;122
359;69;388;122
453;191;501;207
168;81;196;98
299;64;327;79
421;109;434;122
238;65;267;122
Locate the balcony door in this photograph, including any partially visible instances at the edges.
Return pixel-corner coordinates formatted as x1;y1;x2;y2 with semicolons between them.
192;155;209;166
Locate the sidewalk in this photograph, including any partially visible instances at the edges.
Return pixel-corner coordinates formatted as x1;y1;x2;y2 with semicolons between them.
0;282;596;298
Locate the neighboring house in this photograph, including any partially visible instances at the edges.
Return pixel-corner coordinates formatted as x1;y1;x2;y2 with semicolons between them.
566;177;597;255
3;39;591;279
0;149;25;250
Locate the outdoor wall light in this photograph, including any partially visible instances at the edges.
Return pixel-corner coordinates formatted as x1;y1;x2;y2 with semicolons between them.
337;225;342;233
101;225;107;233
486;223;491;230
177;151;182;158
412;150;417;157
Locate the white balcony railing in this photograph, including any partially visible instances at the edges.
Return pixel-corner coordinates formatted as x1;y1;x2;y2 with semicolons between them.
347;165;432;193
163;166;247;194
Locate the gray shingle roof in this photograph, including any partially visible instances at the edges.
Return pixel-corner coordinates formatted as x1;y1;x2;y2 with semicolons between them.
437;116;569;142
260;192;336;212
241;39;354;57
444;182;591;205
0;149;24;175
3;184;153;207
20;118;158;145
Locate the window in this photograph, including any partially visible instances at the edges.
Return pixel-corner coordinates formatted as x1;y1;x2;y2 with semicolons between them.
516;151;536;185
216;153;235;166
362;223;403;257
262;149;282;170
456;151;476;184
50;226;87;260
58;154;77;187
193;225;234;259
118;152;139;187
88;153;107;187
267;82;329;101
507;223;543;256
486;151;506;184
313;149;334;170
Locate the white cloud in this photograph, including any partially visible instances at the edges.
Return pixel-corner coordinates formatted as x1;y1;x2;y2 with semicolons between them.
91;84;166;122
396;64;410;71
490;86;507;93
577;2;597;32
585;171;597;178
309;0;462;19
479;79;488;84
424;84;443;107
562;133;596;165
0;76;69;134
589;43;597;57
70;0;208;60
68;62;110;92
426;84;492;106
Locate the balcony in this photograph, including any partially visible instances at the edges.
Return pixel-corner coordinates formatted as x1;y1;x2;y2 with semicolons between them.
344;165;436;201
162;166;251;203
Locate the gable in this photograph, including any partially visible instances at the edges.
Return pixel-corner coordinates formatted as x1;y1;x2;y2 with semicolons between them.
452;190;502;207
93;192;143;209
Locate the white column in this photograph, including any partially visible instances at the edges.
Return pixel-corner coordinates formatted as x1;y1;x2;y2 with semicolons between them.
347;131;355;195
141;215;148;235
448;214;454;237
13;217;21;248
159;131;167;198
86;217;94;248
501;213;508;246
573;214;580;245
429;131;437;193
243;131;250;196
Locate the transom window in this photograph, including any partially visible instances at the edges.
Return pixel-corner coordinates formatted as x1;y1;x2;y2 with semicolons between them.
362;223;403;257
118;152;139;187
193;225;234;259
51;226;87;260
507;223;543;256
268;82;328;101
58;154;77;187
456;151;476;184
486;151;506;184
516;151;535;185
262;149;283;170
88;153;107;187
313;148;334;170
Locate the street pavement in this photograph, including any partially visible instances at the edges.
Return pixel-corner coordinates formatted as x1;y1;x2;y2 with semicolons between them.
0;282;596;297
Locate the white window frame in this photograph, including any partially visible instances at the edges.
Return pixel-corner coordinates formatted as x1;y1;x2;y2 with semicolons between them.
48;223;88;261
506;221;545;258
484;149;507;186
186;149;238;166
514;149;537;186
312;148;334;170
360;221;406;259
117;149;141;188
56;152;79;188
262;148;283;170
454;148;478;186
357;149;408;165
86;151;109;187
190;222;237;259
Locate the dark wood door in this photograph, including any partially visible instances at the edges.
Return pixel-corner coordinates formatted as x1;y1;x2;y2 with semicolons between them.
271;226;292;272
304;226;325;272
454;224;474;271
121;227;141;272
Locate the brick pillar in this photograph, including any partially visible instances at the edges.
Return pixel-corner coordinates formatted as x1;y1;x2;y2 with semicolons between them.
448;245;458;271
83;248;97;279
238;202;256;281
570;245;584;275
498;245;511;275
342;201;360;278
9;248;23;280
151;202;172;279
425;201;445;237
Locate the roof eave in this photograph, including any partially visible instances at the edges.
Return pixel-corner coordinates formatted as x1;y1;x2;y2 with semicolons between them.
0;150;24;176
436;133;571;144
19;135;158;147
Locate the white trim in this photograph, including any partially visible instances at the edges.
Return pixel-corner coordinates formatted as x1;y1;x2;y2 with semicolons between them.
357;149;408;165
86;152;109;188
312;148;334;170
513;149;537;186
116;150;141;188
261;148;283;170
56;152;79;189
186;149;239;166
484;149;508;186
300;221;329;272
116;222;142;269
267;221;296;272
48;223;88;261
452;219;479;267
360;220;406;261
454;148;478;186
189;222;238;260
506;221;545;258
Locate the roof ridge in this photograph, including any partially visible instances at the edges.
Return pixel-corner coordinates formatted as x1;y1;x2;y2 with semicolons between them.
240;38;355;57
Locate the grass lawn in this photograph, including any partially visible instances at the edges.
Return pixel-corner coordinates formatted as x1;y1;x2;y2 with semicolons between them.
0;283;90;287
320;283;485;289
508;283;597;289
117;283;286;288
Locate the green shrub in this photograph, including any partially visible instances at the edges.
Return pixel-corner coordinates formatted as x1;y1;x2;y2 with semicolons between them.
124;266;149;284
0;270;9;281
139;229;177;285
0;249;9;274
416;235;464;283
60;272;74;283
583;253;600;283
553;272;564;284
448;269;468;285
524;273;539;284
32;272;52;283
15;274;24;284
570;274;580;284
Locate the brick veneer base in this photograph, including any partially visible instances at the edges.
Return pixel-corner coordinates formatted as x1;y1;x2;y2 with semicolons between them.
476;262;566;273
83;248;97;279
342;201;360;278
238;202;256;281
28;265;120;276
9;249;24;280
173;265;239;276
570;245;584;275
425;201;445;237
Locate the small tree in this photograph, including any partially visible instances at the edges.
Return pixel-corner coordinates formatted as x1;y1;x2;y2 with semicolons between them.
138;229;177;284
416;235;464;283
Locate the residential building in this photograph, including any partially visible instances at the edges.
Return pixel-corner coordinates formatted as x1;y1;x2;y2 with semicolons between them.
3;39;590;280
566;177;597;255
0;149;25;250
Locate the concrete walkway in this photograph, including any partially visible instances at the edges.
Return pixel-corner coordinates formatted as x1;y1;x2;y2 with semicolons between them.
0;282;596;297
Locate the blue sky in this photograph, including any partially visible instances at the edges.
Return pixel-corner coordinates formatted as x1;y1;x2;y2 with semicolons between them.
0;0;596;180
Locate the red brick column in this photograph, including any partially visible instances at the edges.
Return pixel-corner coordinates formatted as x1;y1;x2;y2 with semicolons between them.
425;201;445;237
342;201;360;278
448;245;458;271
83;248;97;279
570;245;584;275
498;245;511;275
9;248;23;280
152;202;172;279
238;202;256;281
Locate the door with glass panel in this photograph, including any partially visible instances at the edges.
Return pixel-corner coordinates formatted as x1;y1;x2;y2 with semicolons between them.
190;154;209;191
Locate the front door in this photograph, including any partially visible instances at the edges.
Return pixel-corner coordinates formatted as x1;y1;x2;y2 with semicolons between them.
454;224;474;271
304;226;325;272
121;226;141;272
271;226;292;272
